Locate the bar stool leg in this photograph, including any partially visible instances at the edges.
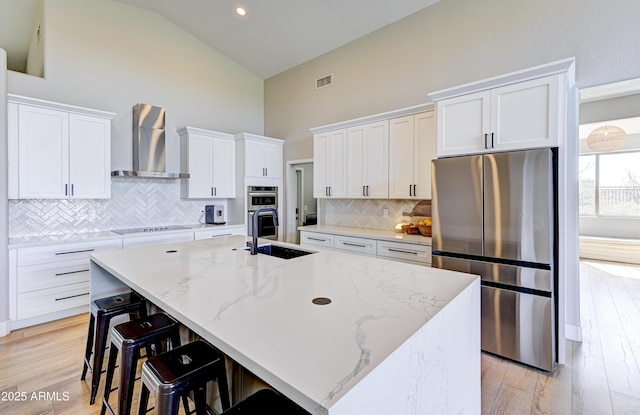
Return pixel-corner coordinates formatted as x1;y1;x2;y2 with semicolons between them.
81;313;96;381
156;391;181;415
90;310;110;404
118;343;140;415
100;341;119;415
137;383;150;415
194;387;208;415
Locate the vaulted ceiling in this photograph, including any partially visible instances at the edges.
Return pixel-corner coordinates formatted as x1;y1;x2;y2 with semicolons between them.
0;0;439;79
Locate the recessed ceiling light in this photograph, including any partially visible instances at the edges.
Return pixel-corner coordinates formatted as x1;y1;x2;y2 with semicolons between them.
236;7;246;16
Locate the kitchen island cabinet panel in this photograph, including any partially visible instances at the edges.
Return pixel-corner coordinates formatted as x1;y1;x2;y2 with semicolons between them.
122;231;194;248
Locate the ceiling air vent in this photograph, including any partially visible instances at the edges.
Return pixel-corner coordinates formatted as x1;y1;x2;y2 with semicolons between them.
316;74;333;89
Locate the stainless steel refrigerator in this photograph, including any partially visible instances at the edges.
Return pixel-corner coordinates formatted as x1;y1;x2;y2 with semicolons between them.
431;148;557;371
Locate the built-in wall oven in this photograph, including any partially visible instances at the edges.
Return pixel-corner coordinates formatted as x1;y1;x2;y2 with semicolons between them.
247;186;278;240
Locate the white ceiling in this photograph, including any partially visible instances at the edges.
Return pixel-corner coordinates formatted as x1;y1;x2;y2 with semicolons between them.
0;0;439;79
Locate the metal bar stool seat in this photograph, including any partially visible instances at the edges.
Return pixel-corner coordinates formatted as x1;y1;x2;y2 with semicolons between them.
101;313;181;415
221;388;308;414
81;291;147;404
138;340;231;415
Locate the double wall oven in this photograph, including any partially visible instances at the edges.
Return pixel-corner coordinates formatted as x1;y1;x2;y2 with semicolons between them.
247;186;278;240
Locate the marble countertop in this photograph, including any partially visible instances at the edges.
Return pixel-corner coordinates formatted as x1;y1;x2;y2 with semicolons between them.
9;223;245;248
298;224;432;246
90;235;477;414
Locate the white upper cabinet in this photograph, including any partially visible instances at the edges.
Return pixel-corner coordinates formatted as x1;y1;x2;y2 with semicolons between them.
347;120;389;198
8;95;114;199
314;129;348;198
388;112;435;199
179;127;235;199
69;113;112;199
237;133;284;179
432;73;564;157
310;103;433;200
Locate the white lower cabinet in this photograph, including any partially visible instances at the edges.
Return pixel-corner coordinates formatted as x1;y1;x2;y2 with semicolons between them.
334;235;376;257
300;232;335;250
377;240;431;265
12;239;123;324
300;230;431;264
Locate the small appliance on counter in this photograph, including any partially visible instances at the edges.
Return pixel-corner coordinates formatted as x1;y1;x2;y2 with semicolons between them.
205;205;226;224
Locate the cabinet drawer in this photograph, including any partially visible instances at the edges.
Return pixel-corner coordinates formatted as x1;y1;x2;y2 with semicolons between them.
18;259;90;293
300;232;335;249
17;239;122;266
334;235;376;257
17;282;90;320
377;240;431;264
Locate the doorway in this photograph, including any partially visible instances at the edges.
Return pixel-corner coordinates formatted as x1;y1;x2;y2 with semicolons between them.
285;159;316;243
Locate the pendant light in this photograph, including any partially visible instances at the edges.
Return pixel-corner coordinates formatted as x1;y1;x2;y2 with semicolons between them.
587;125;627;152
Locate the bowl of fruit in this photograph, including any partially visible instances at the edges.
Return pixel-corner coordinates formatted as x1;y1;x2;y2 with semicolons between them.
417;218;432;236
401;223;420;234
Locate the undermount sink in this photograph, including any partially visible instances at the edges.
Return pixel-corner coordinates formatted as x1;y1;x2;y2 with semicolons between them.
245;244;314;259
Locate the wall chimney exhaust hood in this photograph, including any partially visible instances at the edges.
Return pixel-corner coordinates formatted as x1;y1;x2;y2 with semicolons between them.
111;103;189;178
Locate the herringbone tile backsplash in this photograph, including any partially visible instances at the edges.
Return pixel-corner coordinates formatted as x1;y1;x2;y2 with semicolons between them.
8;177;429;238
324;199;427;231
8;178;211;238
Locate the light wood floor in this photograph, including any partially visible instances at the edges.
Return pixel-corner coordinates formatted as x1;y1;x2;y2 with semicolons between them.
1;260;639;414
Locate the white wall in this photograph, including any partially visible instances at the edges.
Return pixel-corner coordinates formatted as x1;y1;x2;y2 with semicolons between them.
265;0;640;161
9;0;264;175
1;49;9;333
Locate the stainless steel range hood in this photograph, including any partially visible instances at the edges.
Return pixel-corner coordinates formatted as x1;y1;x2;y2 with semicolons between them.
111;103;189;179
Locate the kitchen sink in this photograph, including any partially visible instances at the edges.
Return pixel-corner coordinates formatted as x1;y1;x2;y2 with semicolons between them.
244;244;314;259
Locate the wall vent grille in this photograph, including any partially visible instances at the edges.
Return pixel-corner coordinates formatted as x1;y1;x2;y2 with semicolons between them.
316;74;333;89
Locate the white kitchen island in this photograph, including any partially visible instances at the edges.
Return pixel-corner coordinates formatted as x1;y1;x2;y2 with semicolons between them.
89;235;480;415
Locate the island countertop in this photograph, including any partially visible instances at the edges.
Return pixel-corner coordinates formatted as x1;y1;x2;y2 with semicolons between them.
89;235;480;414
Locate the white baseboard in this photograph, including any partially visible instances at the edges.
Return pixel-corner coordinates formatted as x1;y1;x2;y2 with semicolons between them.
565;323;582;342
0;319;11;337
580;236;640;264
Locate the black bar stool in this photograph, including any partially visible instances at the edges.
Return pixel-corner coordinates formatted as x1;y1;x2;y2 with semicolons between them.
221;389;308;414
138;340;231;415
81;291;147;404
101;313;181;415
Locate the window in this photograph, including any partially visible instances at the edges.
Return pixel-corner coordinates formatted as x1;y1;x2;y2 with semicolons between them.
579;151;640;217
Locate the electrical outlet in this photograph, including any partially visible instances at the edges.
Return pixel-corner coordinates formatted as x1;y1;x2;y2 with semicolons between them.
383;208;389;217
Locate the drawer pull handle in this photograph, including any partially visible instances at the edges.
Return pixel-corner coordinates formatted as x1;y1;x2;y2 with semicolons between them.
342;242;366;248
210;233;231;238
55;269;89;277
55;248;95;256
388;248;418;255
55;292;90;301
308;237;327;242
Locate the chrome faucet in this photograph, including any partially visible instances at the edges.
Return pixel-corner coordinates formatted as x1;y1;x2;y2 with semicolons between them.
247;208;279;255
